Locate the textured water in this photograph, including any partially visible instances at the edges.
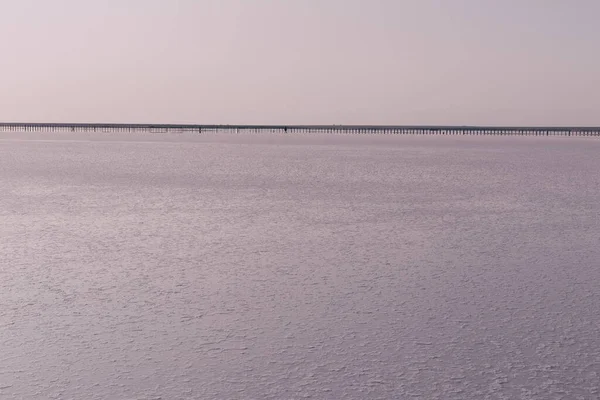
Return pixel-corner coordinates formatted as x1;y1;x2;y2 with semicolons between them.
1;132;599;399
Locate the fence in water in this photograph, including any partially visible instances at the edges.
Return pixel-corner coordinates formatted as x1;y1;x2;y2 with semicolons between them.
1;123;600;136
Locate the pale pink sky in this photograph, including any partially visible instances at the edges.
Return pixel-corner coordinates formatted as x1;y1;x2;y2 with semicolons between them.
1;0;598;125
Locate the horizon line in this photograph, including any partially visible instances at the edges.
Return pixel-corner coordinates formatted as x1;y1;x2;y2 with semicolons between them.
2;122;600;130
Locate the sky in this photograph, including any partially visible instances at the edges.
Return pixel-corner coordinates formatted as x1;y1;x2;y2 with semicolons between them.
0;0;599;125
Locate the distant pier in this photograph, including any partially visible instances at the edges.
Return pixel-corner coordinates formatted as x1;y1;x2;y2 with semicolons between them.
1;123;600;137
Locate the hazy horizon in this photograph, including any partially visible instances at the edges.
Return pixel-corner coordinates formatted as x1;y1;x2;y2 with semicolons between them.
1;0;599;125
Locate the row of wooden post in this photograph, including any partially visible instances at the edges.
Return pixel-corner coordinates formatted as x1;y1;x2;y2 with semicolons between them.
0;125;599;136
